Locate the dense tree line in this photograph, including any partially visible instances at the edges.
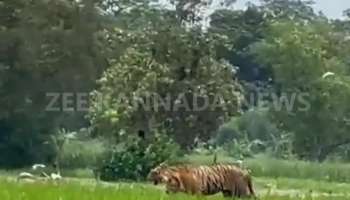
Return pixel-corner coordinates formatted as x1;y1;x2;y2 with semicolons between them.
1;0;350;168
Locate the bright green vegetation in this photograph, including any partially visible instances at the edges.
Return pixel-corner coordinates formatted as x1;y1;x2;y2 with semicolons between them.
3;0;350;171
3;1;350;199
247;156;350;183
3;154;350;200
7;154;350;183
256;177;350;194
1;176;350;200
5;157;350;200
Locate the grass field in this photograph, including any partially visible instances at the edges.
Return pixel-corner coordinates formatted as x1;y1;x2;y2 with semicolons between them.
3;154;350;200
2;175;350;200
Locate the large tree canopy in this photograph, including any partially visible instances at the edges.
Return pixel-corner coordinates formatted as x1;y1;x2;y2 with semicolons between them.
89;23;243;148
253;20;350;161
0;0;106;167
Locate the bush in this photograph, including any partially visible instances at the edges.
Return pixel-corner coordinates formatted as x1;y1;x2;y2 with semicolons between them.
327;145;350;162
60;138;107;169
223;138;254;160
215;108;296;159
236;109;280;141
215;126;239;146
215;109;279;144
264;132;295;159
99;132;181;181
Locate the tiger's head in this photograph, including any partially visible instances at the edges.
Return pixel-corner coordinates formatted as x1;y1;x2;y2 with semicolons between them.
147;163;169;185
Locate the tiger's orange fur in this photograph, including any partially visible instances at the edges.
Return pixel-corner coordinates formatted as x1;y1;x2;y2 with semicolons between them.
165;168;200;195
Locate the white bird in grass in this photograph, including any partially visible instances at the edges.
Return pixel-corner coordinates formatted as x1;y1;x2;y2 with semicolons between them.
17;172;36;181
50;173;62;180
234;160;243;168
322;72;335;79
32;164;46;170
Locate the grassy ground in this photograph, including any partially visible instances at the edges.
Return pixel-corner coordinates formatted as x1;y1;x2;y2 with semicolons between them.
4;154;350;200
1;175;350;200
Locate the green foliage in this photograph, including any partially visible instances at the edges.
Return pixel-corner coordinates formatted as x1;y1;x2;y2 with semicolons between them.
259;0;318;22
253;20;350;161
223;137;254;159
209;0;318;83
327;145;350;162
60;138;107;169
89;24;243;147
234;109;279;141
246;155;350;183
265;132;295;159
215;126;239;146
210;6;269;82
215;108;294;159
99;132;181;181
0;0;107;167
3;0;350;169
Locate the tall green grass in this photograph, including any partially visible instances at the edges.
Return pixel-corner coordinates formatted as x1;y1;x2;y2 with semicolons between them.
246;155;350;183
256;177;350;194
1;178;349;200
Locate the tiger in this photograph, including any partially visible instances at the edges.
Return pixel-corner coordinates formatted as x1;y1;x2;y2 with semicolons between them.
147;163;256;198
